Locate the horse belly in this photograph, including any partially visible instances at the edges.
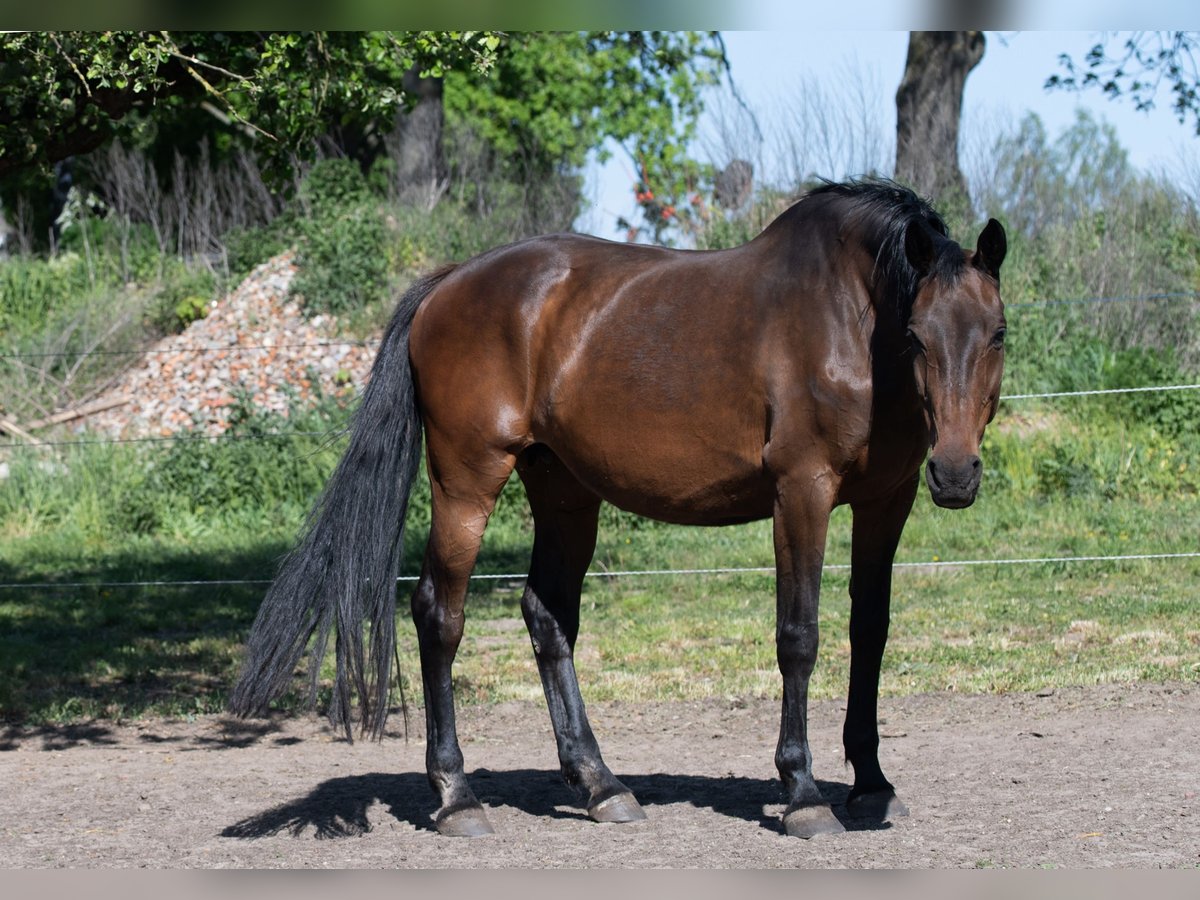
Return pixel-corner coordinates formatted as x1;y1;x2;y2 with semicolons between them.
535;401;773;526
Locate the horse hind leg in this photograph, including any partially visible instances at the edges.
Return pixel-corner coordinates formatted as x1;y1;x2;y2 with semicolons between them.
411;441;515;837
516;446;646;825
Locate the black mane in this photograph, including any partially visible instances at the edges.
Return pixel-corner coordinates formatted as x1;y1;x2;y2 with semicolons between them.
802;178;963;322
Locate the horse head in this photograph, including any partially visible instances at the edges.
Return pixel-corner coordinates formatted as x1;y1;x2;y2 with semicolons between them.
903;217;1007;508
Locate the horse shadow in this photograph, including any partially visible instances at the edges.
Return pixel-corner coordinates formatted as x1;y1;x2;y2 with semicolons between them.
219;768;891;839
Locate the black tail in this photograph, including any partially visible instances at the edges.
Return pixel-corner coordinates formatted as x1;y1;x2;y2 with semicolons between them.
228;266;455;740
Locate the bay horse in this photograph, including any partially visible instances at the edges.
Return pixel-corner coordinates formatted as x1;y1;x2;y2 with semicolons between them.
230;178;1007;839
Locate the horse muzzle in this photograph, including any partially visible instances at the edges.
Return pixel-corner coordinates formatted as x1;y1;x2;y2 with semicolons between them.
925;453;982;509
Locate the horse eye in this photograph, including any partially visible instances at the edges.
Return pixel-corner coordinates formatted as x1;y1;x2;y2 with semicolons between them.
906;329;925;353
992;328;1007;349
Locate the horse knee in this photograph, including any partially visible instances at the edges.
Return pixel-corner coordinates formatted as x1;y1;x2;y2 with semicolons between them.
776;620;819;675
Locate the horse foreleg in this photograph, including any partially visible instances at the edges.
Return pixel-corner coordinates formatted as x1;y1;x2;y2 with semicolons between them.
517;448;645;824
772;474;844;838
411;448;514;837
843;475;919;821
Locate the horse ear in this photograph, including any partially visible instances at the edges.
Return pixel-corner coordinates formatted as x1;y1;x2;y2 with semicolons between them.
904;219;936;277
974;218;1007;279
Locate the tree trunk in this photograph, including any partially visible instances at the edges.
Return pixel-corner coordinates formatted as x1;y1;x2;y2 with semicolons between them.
894;31;985;202
387;65;447;209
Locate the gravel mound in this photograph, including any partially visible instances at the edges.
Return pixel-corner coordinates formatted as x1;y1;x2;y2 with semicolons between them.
87;253;381;438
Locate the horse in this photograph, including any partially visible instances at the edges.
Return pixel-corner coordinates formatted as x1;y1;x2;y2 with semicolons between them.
230;178;1007;839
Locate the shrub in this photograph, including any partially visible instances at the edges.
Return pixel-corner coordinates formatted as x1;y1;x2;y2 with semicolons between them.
110;390;351;535
223;218;295;282
290;160;391;317
143;262;218;334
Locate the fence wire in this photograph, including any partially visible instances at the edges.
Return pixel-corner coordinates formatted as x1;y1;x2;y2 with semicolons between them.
3;380;1199;450
1006;290;1200;308
0;339;379;362
2;550;1199;593
2;290;1196;363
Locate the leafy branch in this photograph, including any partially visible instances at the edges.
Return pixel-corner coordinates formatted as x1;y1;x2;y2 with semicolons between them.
1046;31;1200;135
0;31;503;178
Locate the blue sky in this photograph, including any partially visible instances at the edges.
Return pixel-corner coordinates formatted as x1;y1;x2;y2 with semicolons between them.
575;30;1200;238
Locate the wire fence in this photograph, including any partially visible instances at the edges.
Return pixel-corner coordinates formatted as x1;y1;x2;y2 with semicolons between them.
1;289;1196;364
1;287;1197;594
0;338;380;362
1006;290;1200;309
3;550;1200;593
3;380;1199;450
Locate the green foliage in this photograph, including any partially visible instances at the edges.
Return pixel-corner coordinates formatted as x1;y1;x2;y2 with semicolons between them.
1047;32;1200;136
986;415;1200;502
689;189;794;250
388;188;552;270
970;111;1199;331
289;160;392;317
0;223;224;422
224;218;295;282
445;32;721;175
110;392;349;537
443;31;726;242
299;157;375;209
1095;346;1200;437
974;110;1133;236
0;253;93;333
0;32;502;179
55;210;173;286
143;263;217;334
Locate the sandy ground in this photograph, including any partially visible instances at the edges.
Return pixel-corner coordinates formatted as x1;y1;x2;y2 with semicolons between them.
2;681;1197;869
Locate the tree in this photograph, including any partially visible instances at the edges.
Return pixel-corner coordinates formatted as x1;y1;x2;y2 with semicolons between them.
0;31;501;179
1046;31;1200;135
894;30;986;203
1;31;726;244
442;31;727;240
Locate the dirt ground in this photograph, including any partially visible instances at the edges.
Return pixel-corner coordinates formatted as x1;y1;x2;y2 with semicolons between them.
2;682;1197;869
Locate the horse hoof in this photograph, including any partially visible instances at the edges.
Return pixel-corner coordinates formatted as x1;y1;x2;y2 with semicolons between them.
847;789;909;821
783;804;846;839
436;806;495;837
589;792;647;824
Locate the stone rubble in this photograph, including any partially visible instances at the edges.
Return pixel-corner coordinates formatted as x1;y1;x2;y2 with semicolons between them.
85;252;381;438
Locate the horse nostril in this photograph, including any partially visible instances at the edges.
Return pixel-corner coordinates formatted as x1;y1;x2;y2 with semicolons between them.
926;458;940;486
970;456;981;473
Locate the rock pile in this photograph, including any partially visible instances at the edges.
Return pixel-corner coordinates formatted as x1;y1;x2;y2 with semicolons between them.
86;253;381;438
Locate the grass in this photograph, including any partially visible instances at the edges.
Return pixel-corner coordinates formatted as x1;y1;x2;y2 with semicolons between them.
449;489;1200;707
2;456;1198;724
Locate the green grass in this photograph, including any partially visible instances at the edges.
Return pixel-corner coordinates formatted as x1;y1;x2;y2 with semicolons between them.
2;459;1198;724
448;489;1200;706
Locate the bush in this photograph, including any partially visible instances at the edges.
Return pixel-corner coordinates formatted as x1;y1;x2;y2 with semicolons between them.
388;200;528;271
1095;346;1200;439
290;160;392;317
143;262;218;334
224;218;295;282
986;415;1200;502
111;390;351;535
